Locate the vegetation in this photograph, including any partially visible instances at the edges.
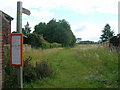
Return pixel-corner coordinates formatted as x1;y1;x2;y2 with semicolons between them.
76;38;82;43
100;24;114;42
3;46;18;88
33;19;76;47
24;33;62;48
12;19;76;48
77;40;98;44
22;22;31;34
3;46;53;88
3;45;118;88
24;33;42;48
23;45;118;88
4;20;118;88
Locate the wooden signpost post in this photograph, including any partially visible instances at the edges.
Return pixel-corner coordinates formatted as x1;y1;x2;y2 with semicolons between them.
10;1;31;88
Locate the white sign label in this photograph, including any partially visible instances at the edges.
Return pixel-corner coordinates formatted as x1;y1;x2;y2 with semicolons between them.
11;35;21;65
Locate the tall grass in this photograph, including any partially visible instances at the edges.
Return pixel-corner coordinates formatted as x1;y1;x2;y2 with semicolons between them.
72;45;118;88
24;47;63;66
24;45;118;88
3;46;63;88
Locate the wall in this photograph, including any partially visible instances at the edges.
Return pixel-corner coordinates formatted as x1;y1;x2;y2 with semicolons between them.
0;11;3;89
0;11;13;89
2;13;11;44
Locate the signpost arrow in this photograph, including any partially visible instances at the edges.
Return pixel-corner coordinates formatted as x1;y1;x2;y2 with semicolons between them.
22;8;31;15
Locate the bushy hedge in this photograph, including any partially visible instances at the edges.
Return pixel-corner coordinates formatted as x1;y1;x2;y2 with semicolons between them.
24;33;62;49
24;33;42;48
41;42;62;49
50;43;62;48
41;42;51;49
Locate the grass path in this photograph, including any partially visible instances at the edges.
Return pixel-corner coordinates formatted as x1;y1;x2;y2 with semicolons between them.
24;45;118;88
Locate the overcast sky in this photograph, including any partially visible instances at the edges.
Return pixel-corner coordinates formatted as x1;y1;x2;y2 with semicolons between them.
0;0;119;41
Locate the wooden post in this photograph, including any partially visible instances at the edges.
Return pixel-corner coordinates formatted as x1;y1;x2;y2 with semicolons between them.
17;67;23;88
17;1;23;88
16;1;30;88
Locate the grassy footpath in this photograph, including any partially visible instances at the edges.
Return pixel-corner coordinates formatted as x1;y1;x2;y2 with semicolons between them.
24;45;118;88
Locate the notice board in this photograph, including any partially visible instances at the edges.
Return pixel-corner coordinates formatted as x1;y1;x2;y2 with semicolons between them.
10;33;23;66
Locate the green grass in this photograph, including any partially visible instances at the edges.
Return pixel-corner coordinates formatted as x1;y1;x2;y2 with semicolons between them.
24;45;118;88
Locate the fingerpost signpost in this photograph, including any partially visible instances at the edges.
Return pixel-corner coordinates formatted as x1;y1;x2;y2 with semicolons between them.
10;1;31;88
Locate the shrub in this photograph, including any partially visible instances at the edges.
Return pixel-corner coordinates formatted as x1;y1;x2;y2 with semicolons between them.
24;57;53;83
24;33;42;48
50;43;62;48
4;46;53;87
41;42;51;49
36;61;53;78
4;46;18;88
23;57;37;83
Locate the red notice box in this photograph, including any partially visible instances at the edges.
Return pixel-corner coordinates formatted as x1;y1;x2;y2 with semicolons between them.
10;33;23;66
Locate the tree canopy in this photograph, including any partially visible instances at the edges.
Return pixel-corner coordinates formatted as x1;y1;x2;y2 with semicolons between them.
33;19;76;47
100;24;114;42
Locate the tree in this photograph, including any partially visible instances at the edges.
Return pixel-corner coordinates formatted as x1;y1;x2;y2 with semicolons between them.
100;24;114;42
12;31;17;33
33;22;46;35
22;22;31;34
76;38;82;43
24;33;43;48
33;19;76;47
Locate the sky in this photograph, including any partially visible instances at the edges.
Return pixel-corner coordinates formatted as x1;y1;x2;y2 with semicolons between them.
0;0;119;41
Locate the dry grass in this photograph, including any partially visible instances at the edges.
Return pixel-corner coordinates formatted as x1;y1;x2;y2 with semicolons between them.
24;47;63;66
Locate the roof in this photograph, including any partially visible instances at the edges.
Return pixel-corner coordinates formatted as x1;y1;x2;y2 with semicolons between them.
0;10;14;20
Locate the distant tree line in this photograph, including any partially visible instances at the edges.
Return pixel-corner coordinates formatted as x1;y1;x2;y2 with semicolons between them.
77;40;98;44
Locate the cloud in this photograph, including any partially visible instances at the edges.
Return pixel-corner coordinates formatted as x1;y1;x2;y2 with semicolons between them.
74;25;87;32
0;0;118;41
1;0;118;14
71;21;117;41
28;0;119;14
22;10;54;31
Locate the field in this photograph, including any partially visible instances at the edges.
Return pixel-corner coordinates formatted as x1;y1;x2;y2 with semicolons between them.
24;44;118;88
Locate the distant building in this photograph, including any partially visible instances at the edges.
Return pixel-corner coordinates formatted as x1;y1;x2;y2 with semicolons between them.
0;10;13;44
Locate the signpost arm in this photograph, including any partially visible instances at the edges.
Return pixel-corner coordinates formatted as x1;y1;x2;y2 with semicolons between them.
17;1;23;88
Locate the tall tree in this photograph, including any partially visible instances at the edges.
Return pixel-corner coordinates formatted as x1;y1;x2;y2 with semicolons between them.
22;22;31;34
100;24;114;42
